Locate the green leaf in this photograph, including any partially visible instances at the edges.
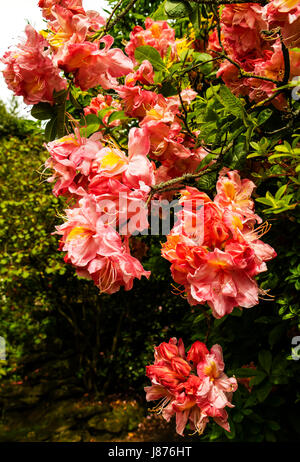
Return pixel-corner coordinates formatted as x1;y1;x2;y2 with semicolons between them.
249;371;267;387
258;350;272;374
79;114;100;137
189;4;201;30
233;412;244;423
234;368;262;378
195;153;216;171
268;421;280;431
44;116;57;141
164;0;191;18
256;381;272;403
256;108;272;126
274;144;291;153
97;106;114;121
160;80;178;97
268;153;295;160
196;170;217;191
107;110;129;125
255;197;273;206
218;85;246;120
69;91;83;110
275;184;287;200
53;89;68;105
152;1;168;20
134;46;166;72
194;52;213;63
31;103;55;120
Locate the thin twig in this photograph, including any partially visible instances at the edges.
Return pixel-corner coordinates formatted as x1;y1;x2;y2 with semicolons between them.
178;85;197;139
106;0;139;33
146;165;219;206
212;51;281;85
250;90;283;109
104;0;123;33
280;32;290;86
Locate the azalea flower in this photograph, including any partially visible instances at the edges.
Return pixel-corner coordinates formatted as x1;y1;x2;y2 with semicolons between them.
45;130;103;196
125;18;176;62
161;171;276;318
264;0;300;48
145;338;237;436
39;0;85;20
1;25;67;105
54;35;133;91
84;94;122;127
56;195;150;293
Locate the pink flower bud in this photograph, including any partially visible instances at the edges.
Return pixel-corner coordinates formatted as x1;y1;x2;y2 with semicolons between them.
171;357;191;378
187;341;209;366
156;342;178;361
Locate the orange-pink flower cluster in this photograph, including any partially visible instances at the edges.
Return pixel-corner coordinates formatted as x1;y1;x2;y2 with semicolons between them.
56;195;150;293
145;338;238;436
84;94;122;127
208;1;300;108
125;18;176;62
46;126;154;293
116;33;205;186
161;170;277;318
1;25;67;105
1;0;133;104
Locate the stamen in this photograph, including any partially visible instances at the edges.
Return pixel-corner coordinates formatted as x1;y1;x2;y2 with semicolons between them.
149;396;171;414
171;283;186;295
250;221;272;239
258;287;275;300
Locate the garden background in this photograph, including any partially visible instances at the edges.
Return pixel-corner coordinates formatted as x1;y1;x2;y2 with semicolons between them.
0;0;300;442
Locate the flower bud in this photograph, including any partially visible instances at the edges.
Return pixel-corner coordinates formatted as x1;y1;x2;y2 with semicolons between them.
187;341;209;366
156;341;178;361
171;357;191;378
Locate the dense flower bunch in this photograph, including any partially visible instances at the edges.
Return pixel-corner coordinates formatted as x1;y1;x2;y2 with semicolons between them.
1;0;286;438
161;170;277;318
84;94;122;127
1;25;67;105
37;12;211;294
1;0;133;102
45;126;154;293
125;17;176;61
145;338;238;435
208;0;300;108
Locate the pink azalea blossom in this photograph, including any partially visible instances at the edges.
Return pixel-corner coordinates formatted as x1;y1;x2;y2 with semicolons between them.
161;171;276;318
1;25;67;105
264;0;300;48
55;35;133;91
125;60;155;87
88;127;155;190
39;0;85;20
125;18;176;62
214;169;262;223
56;195;150;293
220;4;269;62
186;249;260;317
84;94;122;127
116;84;158;119
145;338;237;436
45;130;103;196
43;4;105;46
85;177;149;233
